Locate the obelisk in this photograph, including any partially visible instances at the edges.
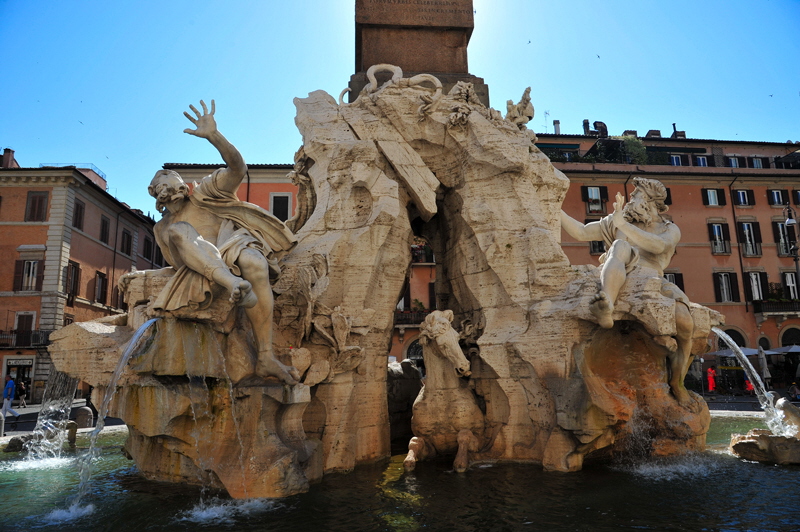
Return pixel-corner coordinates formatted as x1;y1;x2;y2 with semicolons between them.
349;0;489;106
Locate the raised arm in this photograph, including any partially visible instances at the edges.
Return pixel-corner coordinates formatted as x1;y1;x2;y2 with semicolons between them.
561;210;603;241
183;100;247;193
614;219;680;255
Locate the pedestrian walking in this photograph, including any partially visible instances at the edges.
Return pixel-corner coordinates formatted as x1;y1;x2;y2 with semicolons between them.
2;375;20;424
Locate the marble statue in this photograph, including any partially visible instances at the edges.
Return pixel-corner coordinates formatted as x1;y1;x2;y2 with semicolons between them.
403;311;484;473
147;100;299;384
505;86;534;129
560;177;695;405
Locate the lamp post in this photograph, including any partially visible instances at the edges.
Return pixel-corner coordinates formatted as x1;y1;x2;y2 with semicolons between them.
784;206;800;298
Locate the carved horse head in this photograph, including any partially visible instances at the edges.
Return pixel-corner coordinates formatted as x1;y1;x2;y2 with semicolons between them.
418;310;471;378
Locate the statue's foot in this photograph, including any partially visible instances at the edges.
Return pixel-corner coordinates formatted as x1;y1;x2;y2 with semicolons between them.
256;352;300;385
230;279;258;308
404;437;425;471
671;383;694;409
589;291;614;329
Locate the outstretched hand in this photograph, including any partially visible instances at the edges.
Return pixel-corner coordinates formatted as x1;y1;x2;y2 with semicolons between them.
183;99;217;138
610;192;626;227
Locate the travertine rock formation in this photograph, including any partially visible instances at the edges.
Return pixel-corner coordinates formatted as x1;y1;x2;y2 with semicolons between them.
50;65;723;499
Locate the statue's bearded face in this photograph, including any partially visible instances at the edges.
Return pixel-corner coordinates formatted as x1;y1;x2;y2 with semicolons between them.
149;172;189;212
623;189;656;224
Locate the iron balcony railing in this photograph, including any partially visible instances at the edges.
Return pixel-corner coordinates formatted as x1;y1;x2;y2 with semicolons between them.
395;310;432;325
711;240;731;254
0;330;53;348
752;300;800;314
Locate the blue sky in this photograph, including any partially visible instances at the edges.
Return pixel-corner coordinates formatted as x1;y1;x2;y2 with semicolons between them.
2;0;798;215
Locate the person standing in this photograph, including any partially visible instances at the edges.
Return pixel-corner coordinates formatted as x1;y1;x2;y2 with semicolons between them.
2;375;20;420
17;380;27;408
707;366;717;393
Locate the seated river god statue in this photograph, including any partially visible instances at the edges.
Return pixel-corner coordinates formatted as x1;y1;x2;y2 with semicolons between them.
148;100;299;384
560;177;695;405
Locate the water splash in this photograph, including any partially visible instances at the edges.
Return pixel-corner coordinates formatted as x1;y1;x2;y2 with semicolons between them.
175;497;280;526
711;327;789;436
615;453;724;481
22;369;78;460
67;317;159;515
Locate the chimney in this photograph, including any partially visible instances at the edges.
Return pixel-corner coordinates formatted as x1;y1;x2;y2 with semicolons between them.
2;148;16;168
553;120;561;135
645;130;662;138
582;119;591;135
623;130;638;137
670;123;686;139
593;121;608;138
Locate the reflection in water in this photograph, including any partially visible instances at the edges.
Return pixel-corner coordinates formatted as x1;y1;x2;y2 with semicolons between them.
1;418;799;531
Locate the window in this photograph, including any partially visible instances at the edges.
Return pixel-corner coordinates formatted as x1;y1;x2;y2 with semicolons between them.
581;186;608;214
100;216;110;244
154;246;164;267
94;271;108;304
664;272;685;291
25;191;48;222
143;237;153;262
713;272;740;302
120;229;132;256
589;240;606;255
270;193;292;222
72;200;85;230
701;188;726;206
745;271;768;302
696;156;708;167
670;155;682;166
752;158;763;169
794;190;800;206
63;314;74;327
733;189;755;206
708;223;731;254
727;157;740;168
759;337;771;351
784;272;798;300
13;260;43;291
737;222;762;256
773;222;795;256
767;189;789;206
64;260;81;306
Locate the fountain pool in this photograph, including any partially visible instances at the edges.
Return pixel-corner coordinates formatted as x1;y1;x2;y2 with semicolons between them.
1;415;798;531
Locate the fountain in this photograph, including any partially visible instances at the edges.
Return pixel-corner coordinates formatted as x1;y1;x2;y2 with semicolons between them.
713;327;800;463
41;61;729;505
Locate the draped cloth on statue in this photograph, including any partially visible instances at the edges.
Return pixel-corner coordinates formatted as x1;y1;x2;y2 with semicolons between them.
152;169;297;312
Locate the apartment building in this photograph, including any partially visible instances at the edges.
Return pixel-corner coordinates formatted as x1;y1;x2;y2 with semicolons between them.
0;149;159;402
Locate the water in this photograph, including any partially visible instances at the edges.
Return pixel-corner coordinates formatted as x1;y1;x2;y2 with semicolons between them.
712;327;790;436
70;318;158;512
23;369;78;460
1;418;799;531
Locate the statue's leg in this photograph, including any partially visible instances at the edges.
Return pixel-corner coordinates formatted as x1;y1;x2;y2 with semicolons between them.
236;249;299;385
404;436;431;471
669;303;695;406
165;222;253;304
591;240;631;329
453;429;479;473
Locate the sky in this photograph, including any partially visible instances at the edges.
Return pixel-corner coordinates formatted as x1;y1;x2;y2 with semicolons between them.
2;0;799;215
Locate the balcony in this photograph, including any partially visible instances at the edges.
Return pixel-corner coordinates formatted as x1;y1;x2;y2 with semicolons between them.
711;240;731;254
411;245;434;264
0;330;53;349
753;300;800;324
741;242;762;257
395;310;432;325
